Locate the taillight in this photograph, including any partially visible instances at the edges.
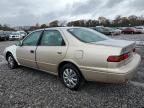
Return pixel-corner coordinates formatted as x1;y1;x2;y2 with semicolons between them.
107;53;129;62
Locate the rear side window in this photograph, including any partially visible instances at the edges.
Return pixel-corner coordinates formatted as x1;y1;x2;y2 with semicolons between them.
40;30;65;46
22;31;42;46
68;28;108;43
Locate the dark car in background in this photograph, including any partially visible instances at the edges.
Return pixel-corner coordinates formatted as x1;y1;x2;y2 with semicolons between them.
4;31;12;40
122;27;142;34
0;31;7;41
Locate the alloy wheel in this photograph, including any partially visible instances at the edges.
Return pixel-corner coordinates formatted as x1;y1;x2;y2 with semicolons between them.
63;68;78;88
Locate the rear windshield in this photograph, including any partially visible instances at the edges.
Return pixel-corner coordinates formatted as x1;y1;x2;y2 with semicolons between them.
67;28;108;43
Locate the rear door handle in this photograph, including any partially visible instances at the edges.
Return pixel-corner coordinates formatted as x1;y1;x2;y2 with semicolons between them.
30;50;34;53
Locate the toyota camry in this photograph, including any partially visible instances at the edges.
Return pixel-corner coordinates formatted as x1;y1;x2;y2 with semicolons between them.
3;27;141;90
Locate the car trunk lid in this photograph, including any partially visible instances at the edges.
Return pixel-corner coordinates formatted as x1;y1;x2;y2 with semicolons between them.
91;39;136;67
95;39;135;48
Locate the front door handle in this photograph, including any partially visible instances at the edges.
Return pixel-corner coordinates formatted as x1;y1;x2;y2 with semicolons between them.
57;52;62;54
30;50;34;53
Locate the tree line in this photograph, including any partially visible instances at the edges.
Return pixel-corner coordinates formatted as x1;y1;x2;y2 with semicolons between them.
0;24;15;31
29;15;144;31
63;15;144;27
1;15;144;31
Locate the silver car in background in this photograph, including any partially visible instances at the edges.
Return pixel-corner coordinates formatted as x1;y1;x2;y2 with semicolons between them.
9;31;27;40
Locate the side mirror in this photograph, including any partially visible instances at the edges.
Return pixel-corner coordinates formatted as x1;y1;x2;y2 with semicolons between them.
16;41;23;46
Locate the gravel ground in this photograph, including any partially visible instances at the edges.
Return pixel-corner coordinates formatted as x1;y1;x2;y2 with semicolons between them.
0;34;144;108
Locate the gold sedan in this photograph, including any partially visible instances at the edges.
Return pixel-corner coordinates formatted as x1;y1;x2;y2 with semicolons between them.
3;27;141;90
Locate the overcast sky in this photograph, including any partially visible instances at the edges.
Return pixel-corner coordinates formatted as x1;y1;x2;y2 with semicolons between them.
0;0;144;26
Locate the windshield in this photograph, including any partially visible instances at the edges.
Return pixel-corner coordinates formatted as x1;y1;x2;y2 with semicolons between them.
68;28;108;43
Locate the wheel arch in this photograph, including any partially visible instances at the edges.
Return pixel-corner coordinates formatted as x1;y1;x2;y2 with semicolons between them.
58;60;85;79
5;51;19;65
5;51;12;60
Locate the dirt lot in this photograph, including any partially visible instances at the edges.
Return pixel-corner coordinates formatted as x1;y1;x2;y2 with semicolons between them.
0;34;144;108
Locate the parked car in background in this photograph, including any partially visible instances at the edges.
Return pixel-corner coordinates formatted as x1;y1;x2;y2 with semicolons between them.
92;27;114;35
4;31;12;40
112;28;122;35
0;31;7;41
19;31;27;39
118;27;127;31
9;32;22;40
135;26;144;34
122;27;141;34
27;31;32;34
3;27;141;90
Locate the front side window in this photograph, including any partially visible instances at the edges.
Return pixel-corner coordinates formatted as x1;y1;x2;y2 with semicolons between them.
68;28;108;43
22;31;42;46
40;30;65;46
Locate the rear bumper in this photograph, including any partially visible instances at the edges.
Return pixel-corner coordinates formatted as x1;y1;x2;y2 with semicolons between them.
80;54;141;83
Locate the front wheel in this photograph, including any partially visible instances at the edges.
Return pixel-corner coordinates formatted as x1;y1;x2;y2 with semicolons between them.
7;54;17;69
60;63;84;90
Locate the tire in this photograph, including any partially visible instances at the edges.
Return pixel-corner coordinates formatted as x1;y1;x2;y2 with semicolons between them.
7;54;17;69
59;63;84;90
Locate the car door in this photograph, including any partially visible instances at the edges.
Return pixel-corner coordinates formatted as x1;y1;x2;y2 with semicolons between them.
36;30;68;74
16;30;43;69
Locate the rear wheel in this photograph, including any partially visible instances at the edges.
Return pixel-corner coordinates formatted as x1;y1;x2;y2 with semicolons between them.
60;63;84;90
7;54;17;69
